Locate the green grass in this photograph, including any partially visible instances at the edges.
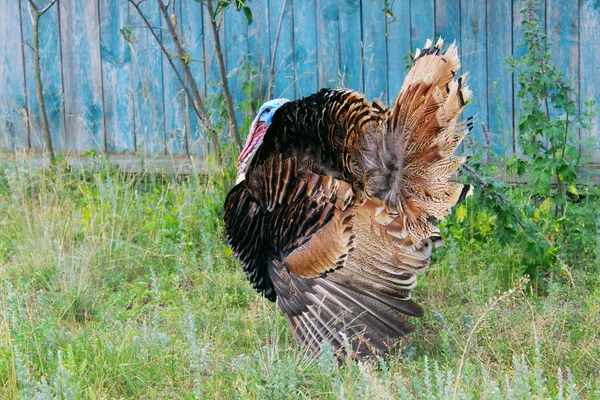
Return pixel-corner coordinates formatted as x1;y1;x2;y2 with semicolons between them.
1;157;599;399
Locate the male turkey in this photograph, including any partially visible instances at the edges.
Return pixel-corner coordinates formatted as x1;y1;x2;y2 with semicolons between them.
224;39;473;359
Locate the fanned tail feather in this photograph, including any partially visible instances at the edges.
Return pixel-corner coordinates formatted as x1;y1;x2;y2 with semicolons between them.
358;38;473;243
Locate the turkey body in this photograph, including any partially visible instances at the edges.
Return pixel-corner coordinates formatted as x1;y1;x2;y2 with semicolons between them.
224;39;473;359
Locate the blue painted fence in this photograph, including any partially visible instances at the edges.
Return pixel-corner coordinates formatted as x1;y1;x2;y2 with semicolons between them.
1;0;599;161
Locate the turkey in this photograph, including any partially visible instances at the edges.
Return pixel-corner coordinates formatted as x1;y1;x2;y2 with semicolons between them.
224;38;473;359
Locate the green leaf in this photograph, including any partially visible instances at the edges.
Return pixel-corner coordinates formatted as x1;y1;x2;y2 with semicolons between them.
455;204;467;224
243;5;253;24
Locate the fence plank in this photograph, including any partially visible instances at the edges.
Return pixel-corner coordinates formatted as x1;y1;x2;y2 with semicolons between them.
460;0;487;146
162;1;187;156
100;0;135;154
269;0;295;98
410;0;435;51
362;0;388;102
512;0;545;155
20;0;65;153
434;0;461;50
487;0;514;158
202;2;224;151
59;0;105;154
546;0;579;88
386;2;411;102
339;0;362;91
225;7;249;127
247;0;271;103
180;0;206;156
580;0;600;162
2;0;597;162
130;1;165;155
316;0;340;88
0;0;29;151
293;0;318;97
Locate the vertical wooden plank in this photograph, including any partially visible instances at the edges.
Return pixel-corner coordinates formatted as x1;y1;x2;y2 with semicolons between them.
434;0;461;49
513;0;545;154
129;0;165;155
546;0;579;86
224;7;249;123
180;0;206;156
460;0;487;145
362;0;388;102
339;0;362;91
269;0;295;98
487;0;514;158
410;0;435;51
247;0;270;103
316;0;340;88
580;0;600;162
99;0;135;154
546;0;579;140
202;2;228;151
0;0;29;151
20;0;65;153
162;1;187;156
386;2;411;102
59;0;105;154
293;0;318;97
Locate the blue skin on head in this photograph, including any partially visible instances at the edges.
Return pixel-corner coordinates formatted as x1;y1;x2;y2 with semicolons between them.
256;98;290;126
236;98;291;183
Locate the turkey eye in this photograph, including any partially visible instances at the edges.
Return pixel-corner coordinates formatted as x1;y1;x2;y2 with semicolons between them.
265;108;271;113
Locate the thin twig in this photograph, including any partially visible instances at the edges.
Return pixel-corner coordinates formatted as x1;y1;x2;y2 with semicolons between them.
27;0;57;164
155;0;222;159
128;0;221;160
205;0;242;151
452;277;529;399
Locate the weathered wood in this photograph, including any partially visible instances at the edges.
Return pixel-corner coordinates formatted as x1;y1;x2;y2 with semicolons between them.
293;0;318;96
460;0;487;146
362;0;388;102
59;0;105;154
20;0;65;153
268;0;295;98
161;0;187;156
580;0;600;162
201;1;220;152
247;0;271;102
2;0;598;164
129;0;165;155
0;0;29;151
180;0;207;156
487;0;514;158
225;6;249;121
434;0;461;52
315;0;340;88
338;0;362;91
100;0;135;154
512;0;545;156
386;1;410;101
0;152;209;175
410;0;434;51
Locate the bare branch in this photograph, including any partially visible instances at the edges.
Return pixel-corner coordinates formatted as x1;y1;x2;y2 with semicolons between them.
27;0;57;164
205;0;242;151
155;0;223;159
39;0;57;16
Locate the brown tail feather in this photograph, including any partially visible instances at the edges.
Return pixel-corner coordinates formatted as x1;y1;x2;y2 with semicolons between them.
355;38;473;244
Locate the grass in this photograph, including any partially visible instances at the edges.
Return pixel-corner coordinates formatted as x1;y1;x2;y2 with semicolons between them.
1;156;599;399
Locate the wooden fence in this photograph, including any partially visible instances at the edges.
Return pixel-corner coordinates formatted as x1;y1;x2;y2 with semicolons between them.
1;0;599;161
